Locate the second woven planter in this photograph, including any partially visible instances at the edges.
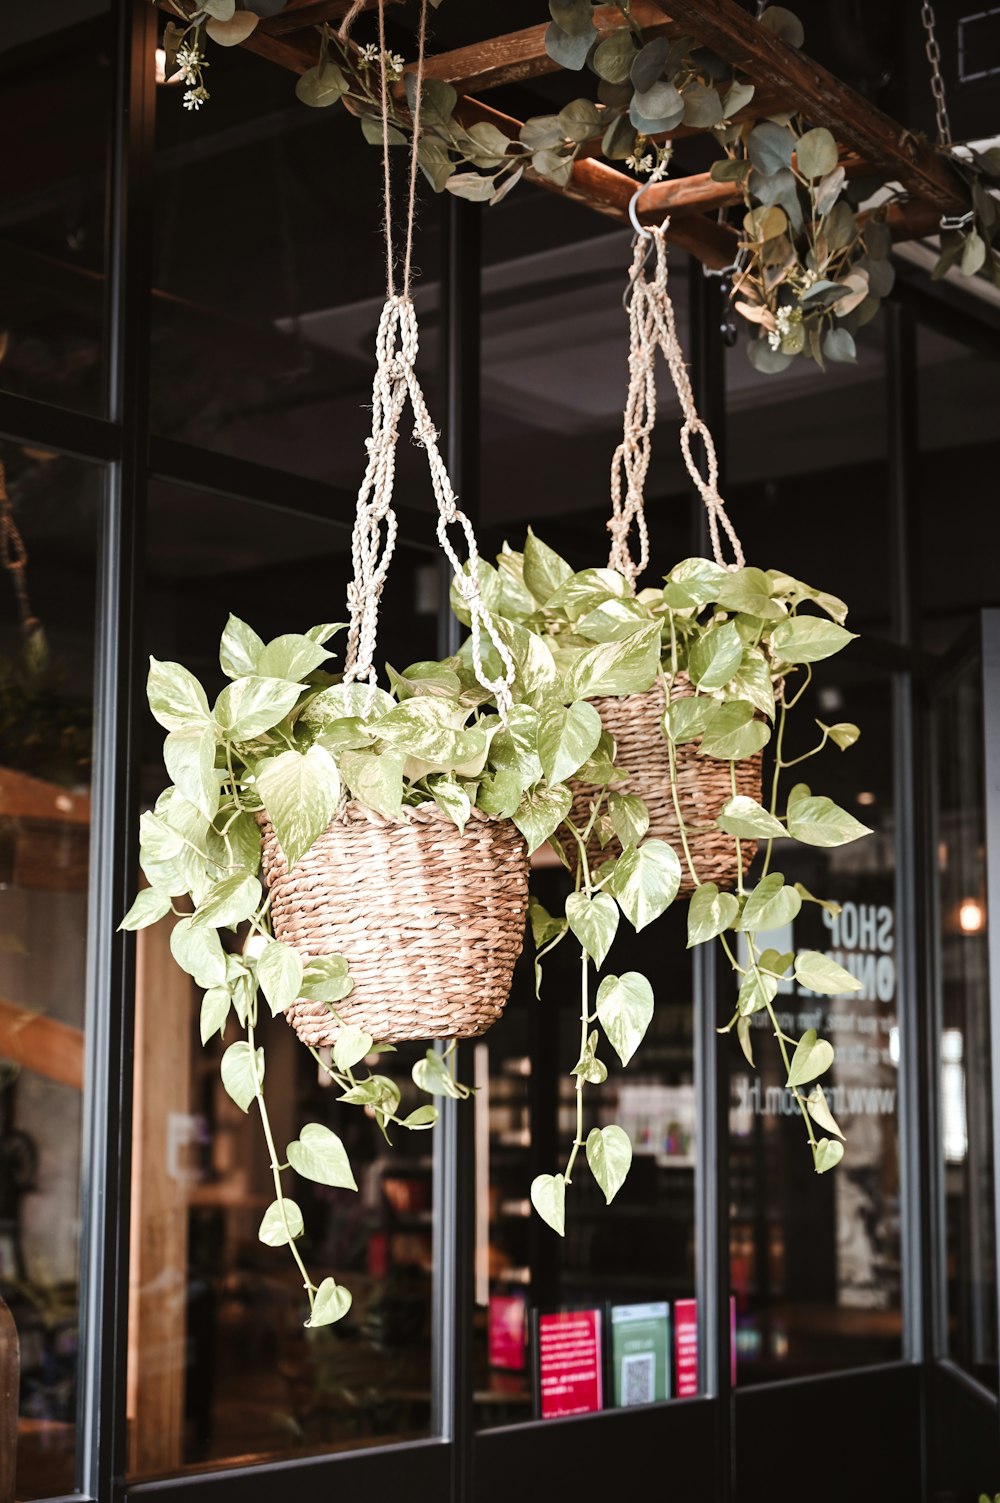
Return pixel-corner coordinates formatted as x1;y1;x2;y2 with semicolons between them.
567;674;763;896
259;802;529;1046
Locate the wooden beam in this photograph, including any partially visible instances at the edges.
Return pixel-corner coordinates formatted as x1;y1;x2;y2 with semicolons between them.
0;998;84;1090
261;0;403;36
646;0;966;214
404;3;678;98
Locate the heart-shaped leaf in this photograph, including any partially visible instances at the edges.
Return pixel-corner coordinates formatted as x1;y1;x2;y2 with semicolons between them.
687;882;740;947
806;1085;844;1140
814;1137;845;1174
307;1277;353;1326
794;950;862;996
221;1040;263;1112
530;1172;566;1236
737;873;802;934
786;1028;835;1088
258;1197;304;1247
608;840;681;930
717;796;785;840
566;890;619;967
596;971;654;1065
586;1124;633;1204
287;1123;357;1190
333;1023;374;1071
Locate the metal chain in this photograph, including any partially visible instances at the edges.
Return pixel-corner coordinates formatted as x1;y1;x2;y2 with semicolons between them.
921;0;952;148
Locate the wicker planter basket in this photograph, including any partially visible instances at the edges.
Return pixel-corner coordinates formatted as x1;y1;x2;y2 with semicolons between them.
566;674;763;896
258;802;529;1046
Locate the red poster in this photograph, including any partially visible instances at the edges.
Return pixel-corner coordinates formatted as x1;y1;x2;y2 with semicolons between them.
673;1297;738;1396
538;1309;603;1419
674;1298;699;1396
489;1294;527;1371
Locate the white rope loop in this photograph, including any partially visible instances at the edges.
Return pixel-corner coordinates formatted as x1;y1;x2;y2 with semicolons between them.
341;0;516;722
608;223;745;579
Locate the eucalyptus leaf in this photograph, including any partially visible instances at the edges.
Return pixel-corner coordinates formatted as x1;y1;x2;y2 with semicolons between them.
296;63;349;107
544;22;593;70
205;10;259;44
796;126;838;179
593;28;635;83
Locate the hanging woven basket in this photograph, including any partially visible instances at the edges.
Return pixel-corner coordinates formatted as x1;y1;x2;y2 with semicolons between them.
258;802;529;1046
565;674;762;896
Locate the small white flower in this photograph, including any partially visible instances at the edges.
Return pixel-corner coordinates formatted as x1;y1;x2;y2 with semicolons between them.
359;43;379;65
767;328;782;350
625;152;654;175
175;43;205;85
182;85;209;111
385;50;405;80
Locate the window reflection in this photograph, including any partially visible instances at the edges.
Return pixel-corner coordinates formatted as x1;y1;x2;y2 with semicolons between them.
128;483;440;1476
729;662;902;1378
0;443;100;1499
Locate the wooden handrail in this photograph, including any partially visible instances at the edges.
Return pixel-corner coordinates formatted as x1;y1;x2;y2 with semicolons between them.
0;1294;17;1503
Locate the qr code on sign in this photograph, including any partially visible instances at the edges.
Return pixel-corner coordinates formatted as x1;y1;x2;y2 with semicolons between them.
621;1352;655;1406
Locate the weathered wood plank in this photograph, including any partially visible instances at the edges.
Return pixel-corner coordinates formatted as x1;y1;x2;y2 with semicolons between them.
647;0;966;213
0;767;89;825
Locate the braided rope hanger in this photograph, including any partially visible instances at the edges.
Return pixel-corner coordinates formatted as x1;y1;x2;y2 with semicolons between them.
607;218;745;589
340;0;515;718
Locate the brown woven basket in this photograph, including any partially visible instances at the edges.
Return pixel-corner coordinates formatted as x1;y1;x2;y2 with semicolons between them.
565;674;762;896
258;802;529;1046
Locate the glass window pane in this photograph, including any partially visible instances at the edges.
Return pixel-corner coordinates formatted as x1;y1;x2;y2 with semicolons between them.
149;37;441;488
728;659;901;1379
0;441;101;1498
127;481;440;1478
934;644;997;1389
0;5;112;415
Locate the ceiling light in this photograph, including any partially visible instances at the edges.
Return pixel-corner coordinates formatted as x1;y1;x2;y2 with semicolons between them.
959;898;985;934
856;790;876;807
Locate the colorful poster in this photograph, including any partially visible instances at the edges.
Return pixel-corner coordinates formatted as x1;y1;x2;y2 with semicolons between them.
537;1309;603;1419
489;1293;527;1371
609;1301;671;1407
674;1297;737;1396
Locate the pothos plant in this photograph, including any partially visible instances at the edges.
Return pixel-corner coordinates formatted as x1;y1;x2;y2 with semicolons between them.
457;529;872;1218
120;606;680;1315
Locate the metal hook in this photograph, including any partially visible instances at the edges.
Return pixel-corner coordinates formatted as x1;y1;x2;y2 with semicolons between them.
628;179;655;240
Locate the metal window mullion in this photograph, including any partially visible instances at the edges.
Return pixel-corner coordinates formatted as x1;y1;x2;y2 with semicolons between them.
688;261;732;1503
980;609;1000;1427
77;2;156;1497
432;196;482;1503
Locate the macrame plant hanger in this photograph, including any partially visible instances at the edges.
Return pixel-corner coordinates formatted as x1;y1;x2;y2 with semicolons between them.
338;0;514;721
607;196;746;591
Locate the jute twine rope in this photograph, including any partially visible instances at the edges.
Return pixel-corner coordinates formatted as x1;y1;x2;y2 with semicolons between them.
259;1;528;1046
608;223;745;588
341;0;515;719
